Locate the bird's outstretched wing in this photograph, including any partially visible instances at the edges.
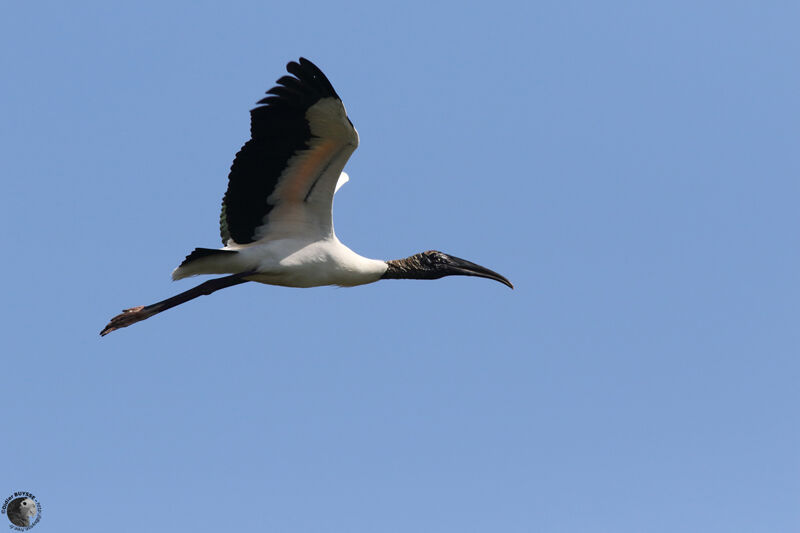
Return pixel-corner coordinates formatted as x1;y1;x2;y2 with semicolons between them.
220;58;359;246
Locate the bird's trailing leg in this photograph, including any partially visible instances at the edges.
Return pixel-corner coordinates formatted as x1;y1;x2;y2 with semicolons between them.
100;272;254;336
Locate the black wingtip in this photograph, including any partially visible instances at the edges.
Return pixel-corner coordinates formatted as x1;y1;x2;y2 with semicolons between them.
288;57;340;100
254;57;339;108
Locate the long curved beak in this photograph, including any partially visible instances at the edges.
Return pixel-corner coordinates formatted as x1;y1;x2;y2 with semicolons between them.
447;255;514;289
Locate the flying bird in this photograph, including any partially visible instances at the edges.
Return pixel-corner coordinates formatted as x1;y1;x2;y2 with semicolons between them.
101;58;512;336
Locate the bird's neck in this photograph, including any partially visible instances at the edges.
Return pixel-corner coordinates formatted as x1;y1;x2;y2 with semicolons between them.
382;253;435;280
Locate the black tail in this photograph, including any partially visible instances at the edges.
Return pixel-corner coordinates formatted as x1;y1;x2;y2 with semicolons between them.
178;248;238;269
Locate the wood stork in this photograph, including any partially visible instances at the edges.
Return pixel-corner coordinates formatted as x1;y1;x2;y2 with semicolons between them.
100;58;512;336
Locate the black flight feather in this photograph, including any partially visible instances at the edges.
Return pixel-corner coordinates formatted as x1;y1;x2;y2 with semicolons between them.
220;58;342;245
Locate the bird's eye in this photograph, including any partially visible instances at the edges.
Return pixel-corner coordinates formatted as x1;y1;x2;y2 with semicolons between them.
21;502;27;506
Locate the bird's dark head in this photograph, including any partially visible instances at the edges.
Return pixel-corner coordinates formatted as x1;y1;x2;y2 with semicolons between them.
383;250;513;289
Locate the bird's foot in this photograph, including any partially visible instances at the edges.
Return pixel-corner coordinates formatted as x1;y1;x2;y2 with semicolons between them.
100;306;152;336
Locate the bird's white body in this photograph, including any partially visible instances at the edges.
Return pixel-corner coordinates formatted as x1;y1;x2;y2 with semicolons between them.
245;238;387;288
173;232;387;288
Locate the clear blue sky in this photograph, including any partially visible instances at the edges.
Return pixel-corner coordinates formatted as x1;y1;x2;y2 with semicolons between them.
2;1;798;532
